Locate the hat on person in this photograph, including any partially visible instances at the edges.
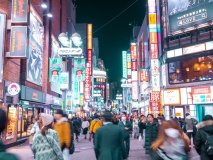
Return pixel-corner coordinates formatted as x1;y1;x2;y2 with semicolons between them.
56;109;64;115
41;113;54;126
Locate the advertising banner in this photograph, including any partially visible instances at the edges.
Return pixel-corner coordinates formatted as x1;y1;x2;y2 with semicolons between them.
151;59;159;75
150;91;160;111
87;24;92;50
0;14;6;83
122;51;127;78
6;105;16;139
150;43;158;59
11;0;28;23
192;86;213;104
88;49;92;76
131;61;138;71
168;1;213;34
27;13;43;85
152;75;160;91
73;81;79;105
9;26;28;58
132;81;138;100
163;89;181;105
74;58;86;81
140;69;149;82
59;72;69;90
149;13;157;28
66;91;72;111
84;64;91;101
130;44;137;61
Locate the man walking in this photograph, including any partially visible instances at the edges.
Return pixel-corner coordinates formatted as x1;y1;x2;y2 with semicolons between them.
118;112;132;157
89;113;102;144
94;111;127;160
185;113;198;145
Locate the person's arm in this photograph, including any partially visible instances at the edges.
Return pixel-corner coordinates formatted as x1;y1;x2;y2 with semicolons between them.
94;129;100;159
64;122;71;148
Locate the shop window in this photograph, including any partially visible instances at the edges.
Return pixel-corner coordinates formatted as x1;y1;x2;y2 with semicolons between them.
189;105;197;119
164;106;170;120
168;55;213;84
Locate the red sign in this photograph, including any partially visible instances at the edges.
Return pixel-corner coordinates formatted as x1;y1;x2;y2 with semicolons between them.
150;32;157;43
192;86;211;94
88;49;92;76
140;70;149;82
131;44;137;61
150;91;160;112
131;61;137;70
84;64;91;101
150;43;158;59
150;102;160;111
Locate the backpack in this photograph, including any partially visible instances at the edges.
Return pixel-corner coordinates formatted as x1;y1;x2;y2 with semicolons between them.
203;131;213;156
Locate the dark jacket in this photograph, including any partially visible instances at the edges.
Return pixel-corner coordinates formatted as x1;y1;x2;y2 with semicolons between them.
138;121;143;134
140;121;158;154
94;123;127;160
0;141;19;160
118;120;132;139
73;119;81;133
194;120;213;160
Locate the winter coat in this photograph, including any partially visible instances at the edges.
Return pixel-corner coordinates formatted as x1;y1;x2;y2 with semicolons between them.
94;123;127;160
118;120;132;139
140;121;159;154
0;141;19;160
89;119;102;134
32;129;64;160
194;120;213;160
54;117;71;148
185;116;198;132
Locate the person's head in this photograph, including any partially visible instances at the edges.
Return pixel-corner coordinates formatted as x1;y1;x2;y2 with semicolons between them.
147;114;154;123
0;109;7;134
94;113;99;119
151;120;189;151
121;112;127;122
76;114;79;118
101;111;112;123
83;117;87;121
140;115;145;121
40;113;54;136
54;109;63;120
38;113;42;121
203;115;213;121
158;117;164;125
185;113;190;117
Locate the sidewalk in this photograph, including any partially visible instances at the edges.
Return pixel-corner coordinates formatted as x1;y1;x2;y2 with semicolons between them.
7;135;200;160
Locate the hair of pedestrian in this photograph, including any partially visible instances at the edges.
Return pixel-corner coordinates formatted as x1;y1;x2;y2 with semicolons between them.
147;114;154;118
151;120;190;151
203;115;213;121
41;123;53;136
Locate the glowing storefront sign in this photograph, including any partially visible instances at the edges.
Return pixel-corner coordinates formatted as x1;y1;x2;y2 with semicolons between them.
122;51;127;78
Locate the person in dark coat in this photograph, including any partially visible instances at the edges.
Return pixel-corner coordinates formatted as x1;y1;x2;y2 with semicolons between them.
194;115;213;160
94;111;127;160
118;112;132;157
140;114;159;154
73;117;81;141
0;109;19;160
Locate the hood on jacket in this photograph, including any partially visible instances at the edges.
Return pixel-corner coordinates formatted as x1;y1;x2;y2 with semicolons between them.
56;117;68;124
93;118;100;122
197;120;213;134
186;115;192;119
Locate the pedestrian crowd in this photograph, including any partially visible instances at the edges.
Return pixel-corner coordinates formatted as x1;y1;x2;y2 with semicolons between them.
1;108;213;160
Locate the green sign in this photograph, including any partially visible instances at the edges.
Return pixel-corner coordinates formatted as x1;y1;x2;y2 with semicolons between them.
74;58;85;81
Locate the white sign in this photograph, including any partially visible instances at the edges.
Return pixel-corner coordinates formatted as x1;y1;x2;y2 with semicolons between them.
8;83;20;96
60;72;69;90
132;71;138;81
151;59;159;76
132;81;138;100
121;84;133;88
183;43;205;55
58;48;83;56
163;89;180;105
152;75;160;91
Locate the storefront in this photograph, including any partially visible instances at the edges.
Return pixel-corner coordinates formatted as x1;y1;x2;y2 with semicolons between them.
17;86;46;139
46;94;62;115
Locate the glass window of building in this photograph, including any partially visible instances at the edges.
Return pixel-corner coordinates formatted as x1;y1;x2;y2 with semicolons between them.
168;55;213;84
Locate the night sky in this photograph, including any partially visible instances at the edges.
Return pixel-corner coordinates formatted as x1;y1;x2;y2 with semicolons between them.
76;0;146;83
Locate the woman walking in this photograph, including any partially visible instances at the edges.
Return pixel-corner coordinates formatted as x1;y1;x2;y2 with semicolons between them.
32;113;63;160
82;117;90;139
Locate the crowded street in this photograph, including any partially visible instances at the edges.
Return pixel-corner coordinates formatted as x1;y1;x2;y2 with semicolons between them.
8;134;200;160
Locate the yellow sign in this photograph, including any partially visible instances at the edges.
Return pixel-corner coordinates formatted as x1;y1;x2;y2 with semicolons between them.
6;106;16;140
87;24;92;49
176;112;181;117
149;13;156;25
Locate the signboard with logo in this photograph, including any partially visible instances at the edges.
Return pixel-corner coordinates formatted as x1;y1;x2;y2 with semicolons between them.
49;58;62;82
192;86;213;104
0;14;6;83
59;72;69;90
183;43;206;55
122;51;127;78
163;89;180;105
150;91;160;112
150;43;158;59
6;105;16;139
168;1;213;35
140;69;149;82
11;0;28;23
74;58;86;81
27;12;43;85
130;44;137;61
7;83;20;96
9;26;28;58
87;24;92;50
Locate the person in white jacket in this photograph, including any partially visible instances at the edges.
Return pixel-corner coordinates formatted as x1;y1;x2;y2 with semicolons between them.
28;117;40;147
82;117;90;139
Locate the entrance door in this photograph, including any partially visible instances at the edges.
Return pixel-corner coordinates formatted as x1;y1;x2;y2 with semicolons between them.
175;106;185;118
202;105;213;117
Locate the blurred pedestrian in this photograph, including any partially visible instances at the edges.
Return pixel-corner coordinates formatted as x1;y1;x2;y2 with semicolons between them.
28;117;40;147
112;114;119;125
94;111;127;160
82;117;89;139
118;112;132;157
150;120;190;160
32;113;63;160
138;115;146;140
194;115;213;160
157;116;164;130
89;113;102;144
133;115;139;139
0;109;19;160
185;113;198;145
37;114;43;129
73;117;81;142
54;109;71;160
140;114;159;154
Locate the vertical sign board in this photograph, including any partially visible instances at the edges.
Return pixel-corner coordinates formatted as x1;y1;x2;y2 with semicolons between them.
59;72;69;90
11;0;28;23
122;51;127;78
84;64;91;101
0;14;6;83
87;24;93;76
132;81;138;100
150;91;161;111
9;26;28;58
131;43;138;101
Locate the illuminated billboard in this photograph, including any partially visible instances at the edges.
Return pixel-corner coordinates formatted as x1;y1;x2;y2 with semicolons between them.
168;1;213;35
